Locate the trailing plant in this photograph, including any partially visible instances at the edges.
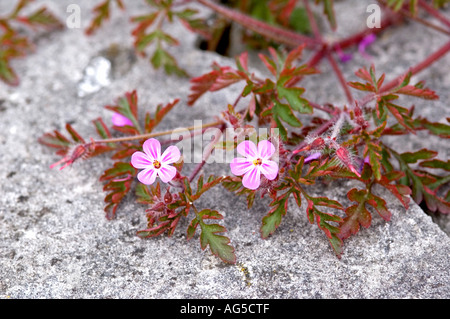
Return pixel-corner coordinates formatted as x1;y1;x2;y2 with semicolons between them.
0;0;62;86
37;0;450;263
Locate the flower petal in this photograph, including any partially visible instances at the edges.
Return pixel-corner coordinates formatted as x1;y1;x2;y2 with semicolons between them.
237;140;258;159
260;159;278;180
157;164;177;183
257;140;275;159
143;138;161;161
137;167;158;185
230;157;254;176
304;152;321;164
131;151;153;169
112;113;133;127
242;166;261;190
160;145;181;165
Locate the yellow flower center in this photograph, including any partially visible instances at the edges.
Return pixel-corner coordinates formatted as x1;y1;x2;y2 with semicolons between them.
153;160;161;169
253;158;262;166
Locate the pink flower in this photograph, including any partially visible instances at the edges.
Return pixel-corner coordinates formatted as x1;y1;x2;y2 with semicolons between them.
112;113;133;127
304;152;321;164
358;33;376;60
131;138;180;185
230;140;278;190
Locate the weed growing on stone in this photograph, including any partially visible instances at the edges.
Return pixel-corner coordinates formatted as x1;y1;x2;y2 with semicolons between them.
33;0;450;263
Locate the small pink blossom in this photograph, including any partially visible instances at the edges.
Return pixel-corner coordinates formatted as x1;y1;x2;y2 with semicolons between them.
230;140;278;190
358;33;376;60
304;152;321;164
131;138;180;185
112;113;133;127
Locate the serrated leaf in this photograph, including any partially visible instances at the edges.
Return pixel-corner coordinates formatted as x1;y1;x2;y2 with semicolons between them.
276;85;312;114
419;159;450;171
339;188;372;240
400;149;437;164
261;192;290;239
306;199;344;257
100;161;136;220
199;221;236;264
151;45;187;77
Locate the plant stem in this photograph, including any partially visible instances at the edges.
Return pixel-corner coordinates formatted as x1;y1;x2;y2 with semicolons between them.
380;39;450;93
303;0;322;41
195;0;321;48
92;120;224;144
325;51;354;104
418;0;450;29
188;123;227;182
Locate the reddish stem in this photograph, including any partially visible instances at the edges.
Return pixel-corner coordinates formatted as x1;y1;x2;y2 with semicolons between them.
188;123;227;182
195;0;321;48
325;51;354;104
380;39;450;93
418;0;450;30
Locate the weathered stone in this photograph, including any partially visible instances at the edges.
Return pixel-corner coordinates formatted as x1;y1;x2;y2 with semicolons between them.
0;0;449;299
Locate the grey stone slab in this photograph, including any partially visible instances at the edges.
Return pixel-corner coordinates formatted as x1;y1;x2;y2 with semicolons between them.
0;0;449;299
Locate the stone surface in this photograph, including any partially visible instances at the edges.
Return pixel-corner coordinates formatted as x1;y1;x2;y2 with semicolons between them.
0;0;449;299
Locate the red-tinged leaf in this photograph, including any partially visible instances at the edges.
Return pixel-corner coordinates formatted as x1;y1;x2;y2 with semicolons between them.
131;12;159;36
92;118;112;139
419;159;450;171
315;0;337;30
145;99;179;133
191;175;225;201
188;63;244;106
20;7;63;29
261;192;290;239
258;53;277;77
65;123;85;144
85;0;111;35
235;51;249;73
306;198;344;258
347;81;376;92
103;177;133;220
100;162;136;220
354;66;373;83
283;44;306;70
0;57;20;86
400;149;437;164
396;85;439;100
199;221;236;264
100;162;136;181
105;90;142;135
38;130;71;152
384;101;415;131
135;183;155;204
377;175;411;209
339;188;372;240
137;221;171;238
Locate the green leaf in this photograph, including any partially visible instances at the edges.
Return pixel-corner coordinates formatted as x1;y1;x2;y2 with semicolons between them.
420;159;450;171
199;221;236;264
400;149;437;164
276;85;312;114
273;100;303;127
151;45;187;77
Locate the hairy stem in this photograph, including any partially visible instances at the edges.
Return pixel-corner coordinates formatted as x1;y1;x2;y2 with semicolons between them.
92;120;224;144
